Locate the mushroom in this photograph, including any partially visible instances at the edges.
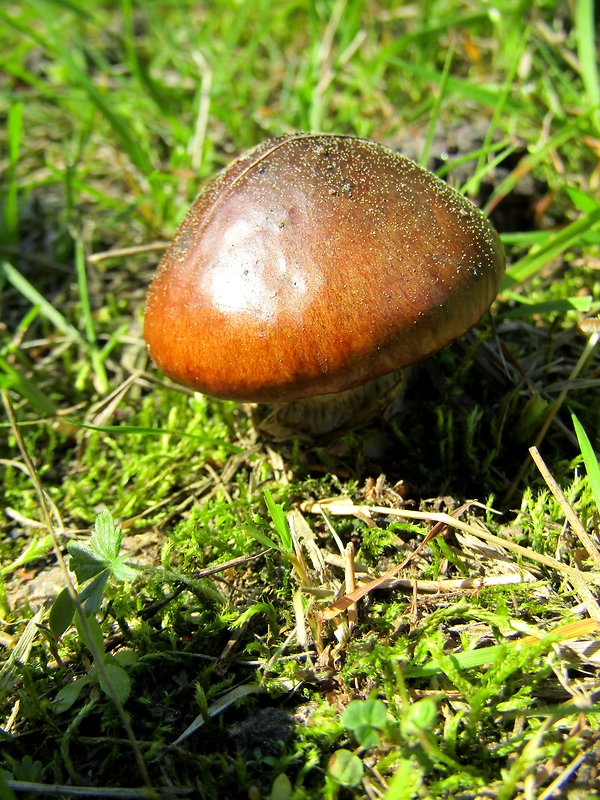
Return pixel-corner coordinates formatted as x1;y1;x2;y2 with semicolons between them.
144;134;505;438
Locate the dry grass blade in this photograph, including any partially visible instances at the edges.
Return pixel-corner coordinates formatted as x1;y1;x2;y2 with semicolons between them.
529;447;600;619
0;607;44;707
530;445;600;570
529;445;600;620
537;750;592;800
171;683;260;747
521;619;600;646
344;541;358;630
307;498;600;612
324;551;539;591
318;503;469;620
88;241;169;263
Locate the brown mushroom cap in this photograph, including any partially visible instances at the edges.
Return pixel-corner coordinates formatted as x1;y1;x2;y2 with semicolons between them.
144;134;505;403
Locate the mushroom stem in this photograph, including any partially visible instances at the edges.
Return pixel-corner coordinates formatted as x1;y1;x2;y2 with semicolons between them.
251;368;411;440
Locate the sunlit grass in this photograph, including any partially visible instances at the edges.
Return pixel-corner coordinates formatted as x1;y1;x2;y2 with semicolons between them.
1;0;599;798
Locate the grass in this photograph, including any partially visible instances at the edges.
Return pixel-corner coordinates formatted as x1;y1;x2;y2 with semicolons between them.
1;0;600;798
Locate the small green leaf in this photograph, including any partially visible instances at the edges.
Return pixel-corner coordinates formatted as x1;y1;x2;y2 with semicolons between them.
67;511;137;587
79;572;110;616
109;557;138;583
91;511;137;581
343;699;388;730
67;541;107;583
97;661;131;704
342;699;388;748
194;683;209;722
269;773;292;800
1;754;43;784
53;676;89;714
327;749;364;787
92;510;123;562
402;698;437;737
113;650;137;668
49;587;76;638
353;724;380;750
412;698;437;730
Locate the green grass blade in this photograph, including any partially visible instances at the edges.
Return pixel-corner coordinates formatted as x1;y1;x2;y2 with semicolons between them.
435;139;515;179
244;521;281;553
0;534;54;577
60;419;243;453
500;294;593;319
172;683;259;746
502;207;600;288
75;240;97;341
74;238;108;394
382;10;496;54
500;231;560;247
264;489;293;552
45;165;132;211
572;413;600;512
484;110;598;214
565;186;600;214
419;47;453;169
575;0;600;132
405;633;555;679
465;27;528;198
389;58;517;111
56;44;152;175
404;642;507;678
2;101;23;246
460;143;521;197
2;260;86;346
98;323;129;361
120;0;167;111
0;355;58;415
